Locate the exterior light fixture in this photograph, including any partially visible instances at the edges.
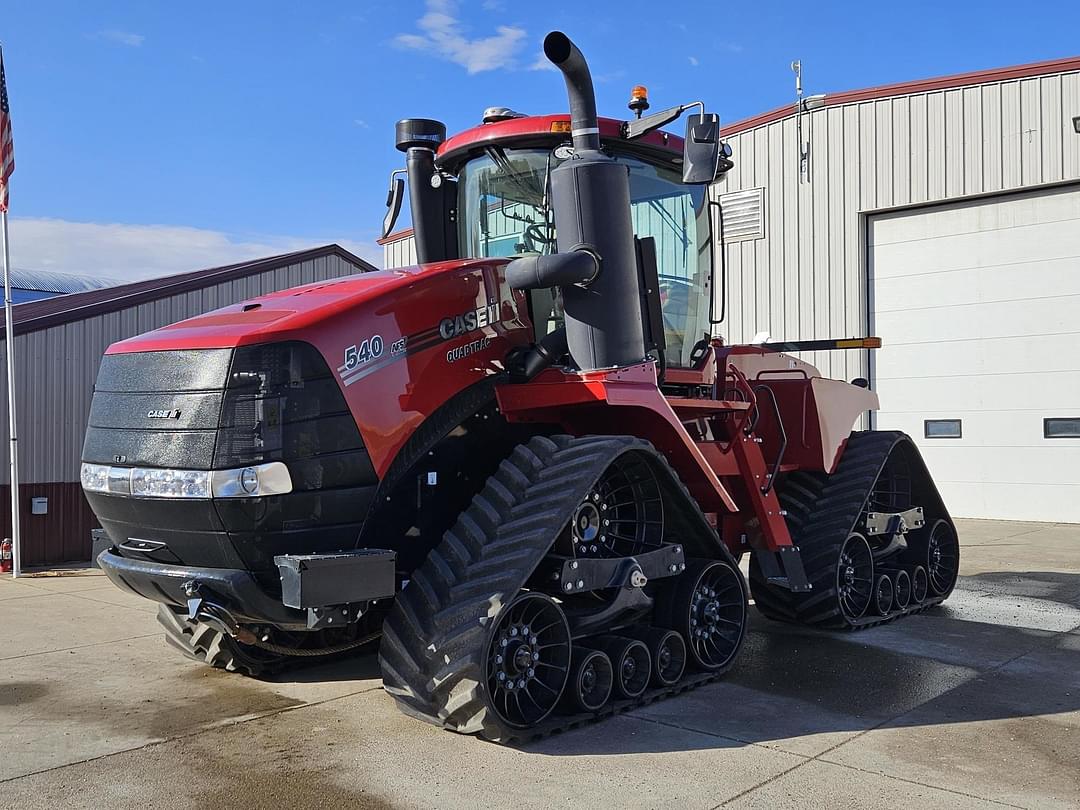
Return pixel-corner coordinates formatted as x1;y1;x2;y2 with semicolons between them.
1073;115;1080;134
801;93;827;112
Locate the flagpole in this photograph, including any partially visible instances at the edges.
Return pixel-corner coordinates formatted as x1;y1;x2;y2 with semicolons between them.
1;208;20;578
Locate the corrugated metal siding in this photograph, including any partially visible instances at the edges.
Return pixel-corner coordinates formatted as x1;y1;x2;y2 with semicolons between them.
0;253;362;488
714;67;1080;391
384;236;418;269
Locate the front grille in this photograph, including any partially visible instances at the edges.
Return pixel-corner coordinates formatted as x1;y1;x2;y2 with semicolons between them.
84;342;378;575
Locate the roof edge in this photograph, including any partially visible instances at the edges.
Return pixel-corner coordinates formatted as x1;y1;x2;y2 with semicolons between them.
722;54;1080;138
377;227;415;246
2;243;377;340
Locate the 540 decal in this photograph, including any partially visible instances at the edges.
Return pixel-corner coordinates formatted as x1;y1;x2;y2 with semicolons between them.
343;335;384;370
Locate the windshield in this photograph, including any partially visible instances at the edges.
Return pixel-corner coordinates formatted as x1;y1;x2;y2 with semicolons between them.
457;148;712;367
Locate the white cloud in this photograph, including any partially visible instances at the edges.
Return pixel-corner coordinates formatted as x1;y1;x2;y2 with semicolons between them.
8;218;381;281
95;30;145;47
688;56;699;67
395;0;526;74
353;118;370;129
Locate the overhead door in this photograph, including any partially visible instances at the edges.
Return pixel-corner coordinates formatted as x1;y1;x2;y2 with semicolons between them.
869;184;1080;522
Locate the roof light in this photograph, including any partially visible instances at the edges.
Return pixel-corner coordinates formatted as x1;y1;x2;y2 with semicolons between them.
628;85;650;118
550;120;572;133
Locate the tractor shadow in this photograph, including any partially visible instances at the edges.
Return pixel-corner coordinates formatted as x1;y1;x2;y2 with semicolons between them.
521;570;1080;756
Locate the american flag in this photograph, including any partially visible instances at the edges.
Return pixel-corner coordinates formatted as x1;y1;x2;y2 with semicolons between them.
0;48;13;213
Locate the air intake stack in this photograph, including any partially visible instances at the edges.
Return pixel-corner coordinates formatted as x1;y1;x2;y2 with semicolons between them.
506;32;647;372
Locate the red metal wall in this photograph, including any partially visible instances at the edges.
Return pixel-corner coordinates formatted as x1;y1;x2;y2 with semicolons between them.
0;483;98;567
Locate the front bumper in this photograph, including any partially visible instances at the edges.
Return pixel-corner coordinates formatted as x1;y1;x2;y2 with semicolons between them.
97;549;317;631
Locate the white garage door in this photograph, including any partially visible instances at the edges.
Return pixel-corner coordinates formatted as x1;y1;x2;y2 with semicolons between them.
869;184;1080;523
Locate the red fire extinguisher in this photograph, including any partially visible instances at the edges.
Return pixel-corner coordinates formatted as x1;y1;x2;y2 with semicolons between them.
0;538;12;573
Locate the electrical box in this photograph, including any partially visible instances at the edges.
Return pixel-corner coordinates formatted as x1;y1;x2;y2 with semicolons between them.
30;497;48;515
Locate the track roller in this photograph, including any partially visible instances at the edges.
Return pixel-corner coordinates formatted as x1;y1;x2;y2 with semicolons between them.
892;569;911;610
623;627;687;687
911;565;929;604
873;575;893;616
659;558;747;672
562;649;613;713
589;637;651;699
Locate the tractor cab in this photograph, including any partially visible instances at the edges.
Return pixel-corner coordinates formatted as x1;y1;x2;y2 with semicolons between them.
384;106;731;369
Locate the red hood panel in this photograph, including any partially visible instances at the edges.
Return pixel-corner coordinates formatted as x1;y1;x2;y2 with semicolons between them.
106;259;501;354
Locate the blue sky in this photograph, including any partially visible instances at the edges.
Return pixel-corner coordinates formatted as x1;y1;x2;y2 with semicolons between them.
3;0;1078;278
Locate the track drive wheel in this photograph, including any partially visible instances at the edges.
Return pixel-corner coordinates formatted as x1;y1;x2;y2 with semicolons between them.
659;558;747;673
156;604;285;677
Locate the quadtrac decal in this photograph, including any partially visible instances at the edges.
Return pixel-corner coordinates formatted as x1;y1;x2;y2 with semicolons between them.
335;301;513;387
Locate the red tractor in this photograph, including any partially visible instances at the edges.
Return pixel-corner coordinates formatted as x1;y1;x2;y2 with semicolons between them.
84;33;958;742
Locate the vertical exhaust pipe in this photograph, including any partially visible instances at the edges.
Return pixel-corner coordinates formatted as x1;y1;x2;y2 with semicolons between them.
508;31;647;372
543;32;600;152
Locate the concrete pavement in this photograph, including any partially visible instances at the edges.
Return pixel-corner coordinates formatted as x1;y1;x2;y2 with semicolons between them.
0;518;1078;809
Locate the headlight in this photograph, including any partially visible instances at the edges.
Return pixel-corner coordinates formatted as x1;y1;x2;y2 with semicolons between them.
210;463;293;498
80;463;110;493
80;462;292;499
131;468;210;498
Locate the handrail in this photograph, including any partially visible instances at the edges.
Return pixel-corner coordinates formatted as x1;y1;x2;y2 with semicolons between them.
752;384;788;495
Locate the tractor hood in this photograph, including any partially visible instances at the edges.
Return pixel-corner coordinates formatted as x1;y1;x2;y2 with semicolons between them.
99;257;532;478
106;259;507;354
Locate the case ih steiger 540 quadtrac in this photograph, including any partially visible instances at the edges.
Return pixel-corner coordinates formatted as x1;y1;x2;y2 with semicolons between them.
83;33;959;742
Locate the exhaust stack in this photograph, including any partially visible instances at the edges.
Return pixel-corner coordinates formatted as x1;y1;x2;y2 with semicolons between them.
508;32;647;372
542;32;601;152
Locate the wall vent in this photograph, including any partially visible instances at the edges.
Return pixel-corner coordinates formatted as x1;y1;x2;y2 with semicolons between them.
718;187;765;243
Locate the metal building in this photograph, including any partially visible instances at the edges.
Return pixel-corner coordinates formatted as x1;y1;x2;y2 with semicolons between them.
0;245;375;567
380;54;1080;523
4;268;121;303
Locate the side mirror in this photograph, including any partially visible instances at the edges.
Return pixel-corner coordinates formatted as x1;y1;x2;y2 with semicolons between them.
382;174;406;238
682;113;722;184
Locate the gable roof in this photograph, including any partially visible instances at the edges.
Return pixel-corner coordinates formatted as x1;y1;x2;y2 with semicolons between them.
0;244;374;340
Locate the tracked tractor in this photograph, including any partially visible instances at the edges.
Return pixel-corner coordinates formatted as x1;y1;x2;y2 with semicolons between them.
83;32;959;742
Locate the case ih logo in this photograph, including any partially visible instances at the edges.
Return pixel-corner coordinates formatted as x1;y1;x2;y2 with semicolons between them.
146;409;182;419
438;303;499;340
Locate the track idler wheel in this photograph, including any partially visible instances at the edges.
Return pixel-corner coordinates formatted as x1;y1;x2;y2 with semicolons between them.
911;565;929;604
484;593;572;729
892;569;912;610
873;575;894;616
659;558;747;672
562;649;613;713
623;627;687;687
590;637;651;699
837;533;875;621
926;519;960;596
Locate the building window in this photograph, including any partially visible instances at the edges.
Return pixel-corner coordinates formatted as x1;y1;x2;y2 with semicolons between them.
924;419;962;439
1044;418;1080;438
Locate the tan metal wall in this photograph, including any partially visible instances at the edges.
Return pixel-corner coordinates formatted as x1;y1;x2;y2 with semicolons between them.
383;235;417;269
713;68;1080;386
0;252;362;487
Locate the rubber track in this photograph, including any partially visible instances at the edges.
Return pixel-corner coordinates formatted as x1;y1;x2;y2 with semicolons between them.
157;604;285;677
378;434;736;743
749;430;946;630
